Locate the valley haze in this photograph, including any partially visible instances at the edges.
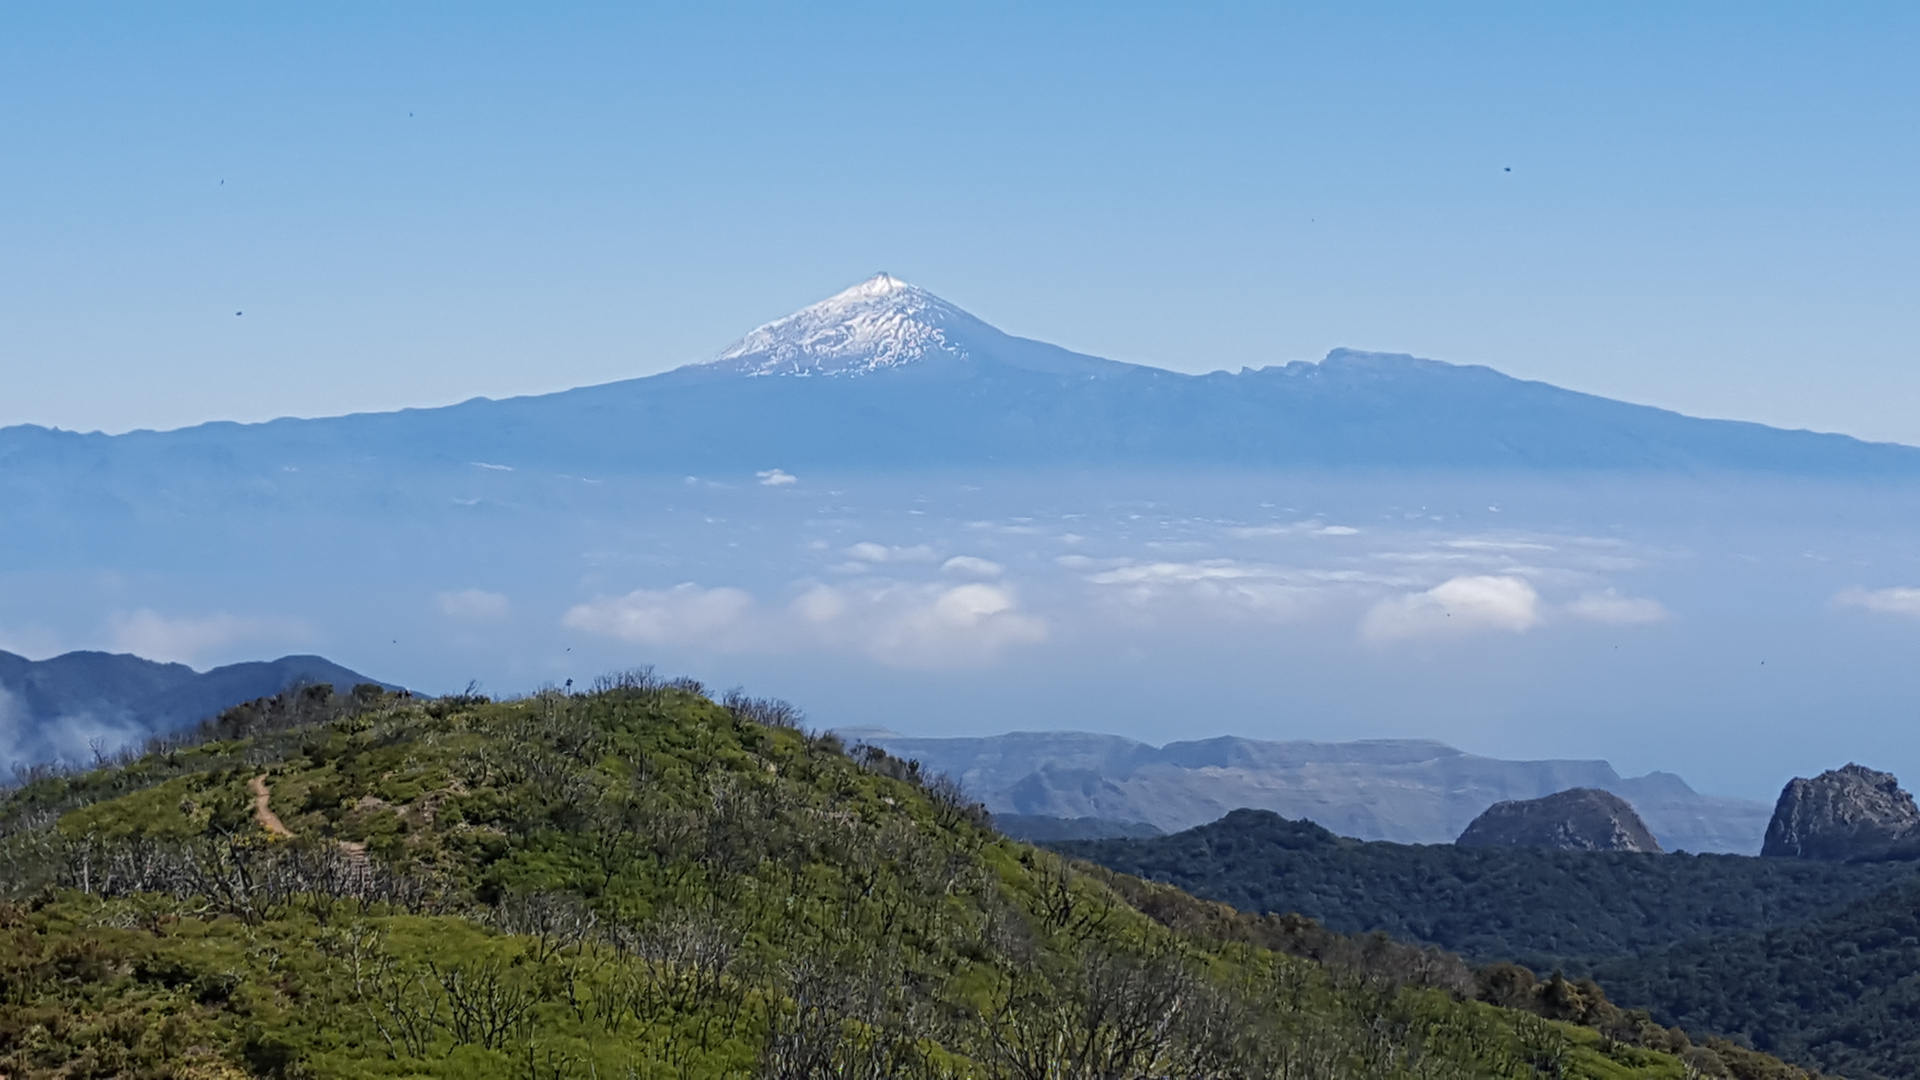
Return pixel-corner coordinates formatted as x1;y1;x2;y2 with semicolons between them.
4;275;1919;802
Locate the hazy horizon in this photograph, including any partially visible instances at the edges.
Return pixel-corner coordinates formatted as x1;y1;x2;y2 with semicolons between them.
8;6;1920;809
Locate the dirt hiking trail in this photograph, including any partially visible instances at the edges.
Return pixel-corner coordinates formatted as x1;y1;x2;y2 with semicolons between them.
250;774;293;838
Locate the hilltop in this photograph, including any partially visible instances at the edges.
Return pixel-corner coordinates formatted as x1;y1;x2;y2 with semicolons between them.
1456;788;1664;853
0;678;1815;1078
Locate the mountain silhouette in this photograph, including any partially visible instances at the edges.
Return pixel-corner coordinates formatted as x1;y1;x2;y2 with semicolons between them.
0;651;392;774
4;273;1916;477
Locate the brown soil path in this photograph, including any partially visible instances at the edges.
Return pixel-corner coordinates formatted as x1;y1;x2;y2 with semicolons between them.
249;774;293;838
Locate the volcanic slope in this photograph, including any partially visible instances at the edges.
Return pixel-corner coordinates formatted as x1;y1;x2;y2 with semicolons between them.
0;680;1815;1079
5;274;1918;479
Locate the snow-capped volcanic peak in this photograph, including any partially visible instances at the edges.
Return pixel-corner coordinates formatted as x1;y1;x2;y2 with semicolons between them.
708;273;978;376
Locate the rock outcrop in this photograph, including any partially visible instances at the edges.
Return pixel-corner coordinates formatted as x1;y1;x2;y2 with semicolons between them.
1761;764;1920;860
1455;788;1663;853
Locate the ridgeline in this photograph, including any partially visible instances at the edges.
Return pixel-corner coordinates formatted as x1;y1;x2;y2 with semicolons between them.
0;679;1815;1078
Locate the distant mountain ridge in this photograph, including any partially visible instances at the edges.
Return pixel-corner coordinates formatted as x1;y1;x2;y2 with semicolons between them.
845;728;1771;854
4;274;1917;479
0;651;390;774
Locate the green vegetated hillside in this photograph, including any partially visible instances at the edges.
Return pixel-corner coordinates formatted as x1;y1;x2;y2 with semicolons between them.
0;679;1816;1080
1056;808;1920;1080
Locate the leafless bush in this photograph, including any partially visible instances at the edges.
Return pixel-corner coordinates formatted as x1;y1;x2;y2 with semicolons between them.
431;956;540;1051
491;890;599;962
760;953;928;1080
852;744;922;784
334;929;446;1059
922;772;992;831
583;909;755;1050
1032;855;1118;945
850;744;990;831
6;761;66;791
989;945;1198;1080
590;667;661;695
701;774;799;877
327;928;540;1058
626;911;742;1004
45;832;440;922
723;690;805;730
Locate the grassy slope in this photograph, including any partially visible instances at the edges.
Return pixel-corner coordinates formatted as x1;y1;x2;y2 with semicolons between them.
0;682;1811;1079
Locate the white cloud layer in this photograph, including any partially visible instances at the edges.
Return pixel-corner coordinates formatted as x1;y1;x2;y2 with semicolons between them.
1226;520;1359;539
843;542;939;564
941;555;1005;578
562;579;1046;669
1362;575;1542;642
437;589;511;620
1566;589;1668;625
562;584;756;647
800;581;1047;668
756;469;797;486
1085;559;1389;624
1835;586;1920;618
105;609;310;667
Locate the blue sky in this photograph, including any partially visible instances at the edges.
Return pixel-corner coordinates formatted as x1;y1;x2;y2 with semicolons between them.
5;2;1919;441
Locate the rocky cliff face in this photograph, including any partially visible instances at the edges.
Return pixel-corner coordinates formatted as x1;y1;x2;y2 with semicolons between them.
1761;764;1920;860
1456;788;1664;853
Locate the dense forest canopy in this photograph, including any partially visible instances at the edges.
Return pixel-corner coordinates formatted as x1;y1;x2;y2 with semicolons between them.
1057;807;1920;1078
1054;809;1916;967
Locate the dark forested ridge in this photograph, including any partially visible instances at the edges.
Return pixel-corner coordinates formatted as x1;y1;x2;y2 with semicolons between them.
1057;807;1920;1079
0;681;1817;1078
1055;809;1915;967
